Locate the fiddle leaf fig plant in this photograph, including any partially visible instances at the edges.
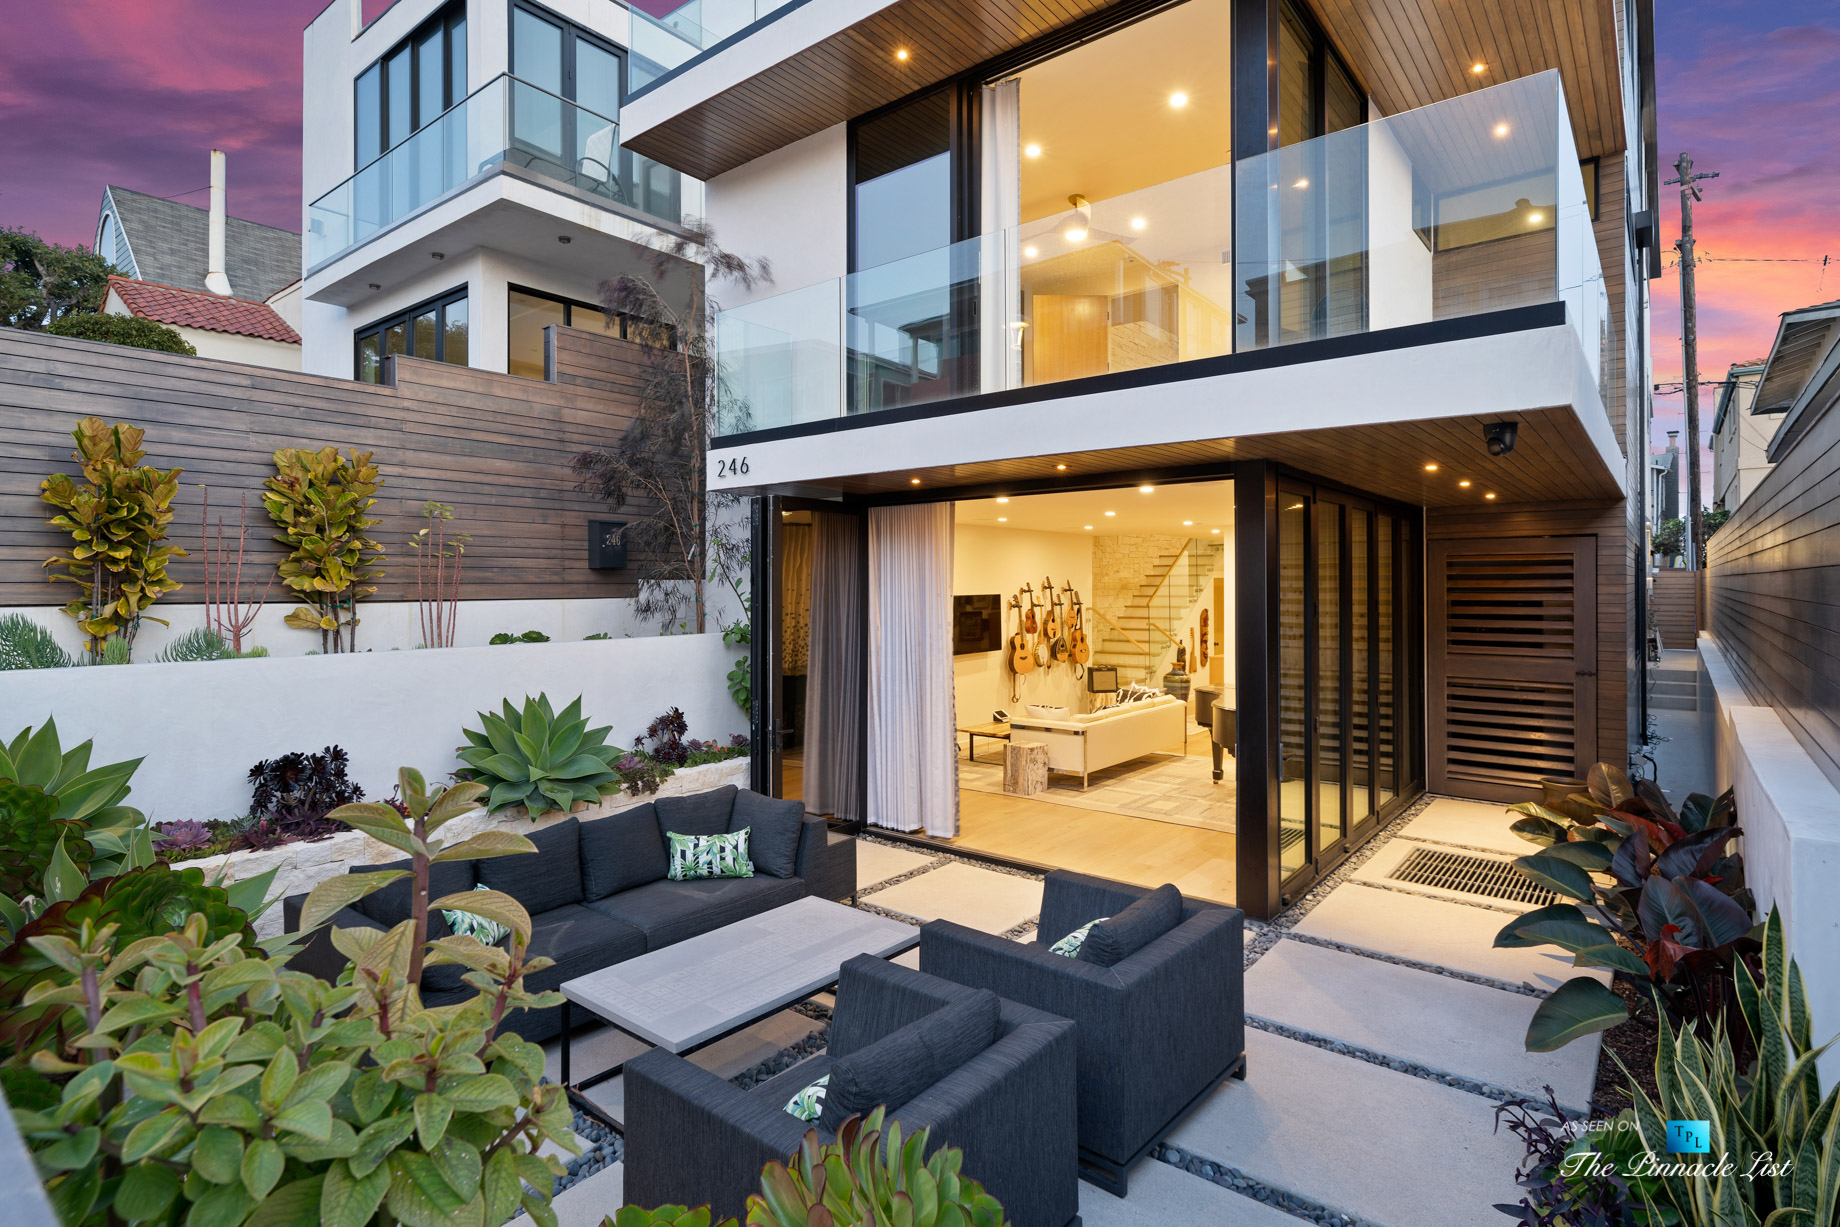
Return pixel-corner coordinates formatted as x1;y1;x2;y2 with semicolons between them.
39;416;186;659
5;768;575;1227
262;446;385;654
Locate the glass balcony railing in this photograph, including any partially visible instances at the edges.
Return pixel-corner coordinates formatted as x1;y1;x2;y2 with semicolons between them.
714;71;1607;438
308;73;696;269
629;0;797;90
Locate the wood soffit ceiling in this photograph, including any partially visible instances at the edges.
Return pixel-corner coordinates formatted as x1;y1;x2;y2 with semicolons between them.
625;0;1627;180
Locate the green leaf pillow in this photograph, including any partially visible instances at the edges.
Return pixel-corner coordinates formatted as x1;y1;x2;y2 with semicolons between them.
1048;917;1109;958
666;829;754;881
783;1073;829;1122
442;884;511;945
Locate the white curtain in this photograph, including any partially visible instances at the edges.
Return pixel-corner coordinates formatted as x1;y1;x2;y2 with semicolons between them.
979;79;1023;395
867;503;960;837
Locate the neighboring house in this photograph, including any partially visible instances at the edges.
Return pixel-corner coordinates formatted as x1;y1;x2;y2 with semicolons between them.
94;162;304;369
298;0;705;383
1710;359;1771;511
616;0;1661;916
103;276;303;369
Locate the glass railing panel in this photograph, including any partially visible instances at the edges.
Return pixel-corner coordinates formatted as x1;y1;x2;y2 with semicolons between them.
715;279;842;434
630;6;702;90
847;235;989;416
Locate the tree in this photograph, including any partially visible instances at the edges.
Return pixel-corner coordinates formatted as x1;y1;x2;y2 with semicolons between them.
0;227;114;329
571;221;769;633
1700;506;1731;563
47;312;195;354
1651;516;1685;559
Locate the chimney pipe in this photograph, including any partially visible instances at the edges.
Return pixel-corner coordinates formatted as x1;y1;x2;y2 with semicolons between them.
205;150;233;297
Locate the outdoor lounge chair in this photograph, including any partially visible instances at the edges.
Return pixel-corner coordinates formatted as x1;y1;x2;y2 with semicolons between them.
919;870;1245;1196
623;956;1081;1226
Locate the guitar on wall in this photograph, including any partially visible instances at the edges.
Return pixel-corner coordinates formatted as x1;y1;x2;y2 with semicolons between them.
1046;577;1070;665
1066;583;1090;671
1008;593;1037;681
1022;583;1040;635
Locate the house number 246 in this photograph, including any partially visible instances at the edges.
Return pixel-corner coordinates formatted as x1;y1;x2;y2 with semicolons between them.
717;457;750;478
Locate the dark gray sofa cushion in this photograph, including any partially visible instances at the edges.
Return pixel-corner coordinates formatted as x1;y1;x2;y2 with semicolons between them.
584;874;804;950
476;818;583;916
519;904;648;996
730;790;803;878
1079;882;1181;968
819;987;1000;1131
580;803;668;899
655;785;737;840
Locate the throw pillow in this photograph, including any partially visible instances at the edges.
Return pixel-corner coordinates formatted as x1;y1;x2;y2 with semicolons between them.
1025;704;1070;719
1079;883;1183;968
666;829;754;881
730;789;803;878
783;1073;829;1122
442;884;510;946
820;988;1000;1132
1048;917;1109;958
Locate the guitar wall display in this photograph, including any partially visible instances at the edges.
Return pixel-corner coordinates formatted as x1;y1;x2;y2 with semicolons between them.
1006;577;1089;699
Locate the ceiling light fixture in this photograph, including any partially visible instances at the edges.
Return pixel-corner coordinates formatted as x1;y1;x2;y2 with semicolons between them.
1424;463;1438;472
1064;227;1088;242
1528;211;1544;224
1063;193;1092;243
910;478;921;485
1485;492;1497;500
1139;485;1154;493
1183;520;1194;526
1169;91;1189;108
1056;463;1068;471
1104;511;1116;517
1493;122;1510;138
894;48;909;61
1131;217;1146;231
1211;528;1222;534
1458;479;1472;488
1025;143;1042;158
996;497;1010;503
1084;525;1094;530
1472;62;1486;74
997;517;1008;522
1293;178;1310;189
1023;245;1039;258
557;235;572;244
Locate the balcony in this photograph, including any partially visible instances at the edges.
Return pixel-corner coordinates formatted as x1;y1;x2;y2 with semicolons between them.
714;72;1608;441
307;73;692;271
627;0;796;90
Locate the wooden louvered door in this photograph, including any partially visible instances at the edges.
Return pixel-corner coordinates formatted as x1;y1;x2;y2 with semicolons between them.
1428;537;1596;802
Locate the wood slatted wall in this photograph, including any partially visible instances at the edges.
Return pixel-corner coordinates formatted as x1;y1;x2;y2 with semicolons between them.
1706;388;1840;787
1427;502;1631;781
0;325;661;606
1652;568;1699;649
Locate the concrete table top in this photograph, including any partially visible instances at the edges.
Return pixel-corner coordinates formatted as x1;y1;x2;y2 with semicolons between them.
561;896;918;1052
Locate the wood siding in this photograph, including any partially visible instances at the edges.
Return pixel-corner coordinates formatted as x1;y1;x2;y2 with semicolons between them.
1427;501;1631;776
1652;568;1699;649
1706;395;1840;787
1432;233;1556;320
0;325;659;607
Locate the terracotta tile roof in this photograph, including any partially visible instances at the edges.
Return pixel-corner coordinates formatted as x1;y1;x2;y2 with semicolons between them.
107;277;300;344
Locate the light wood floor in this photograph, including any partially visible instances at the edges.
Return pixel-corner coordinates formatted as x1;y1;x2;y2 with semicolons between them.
780;731;1237;906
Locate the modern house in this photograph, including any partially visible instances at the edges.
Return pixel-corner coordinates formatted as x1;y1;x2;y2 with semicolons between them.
613;0;1661;917
94;163;304;369
1710;359;1770;512
298;0;705;383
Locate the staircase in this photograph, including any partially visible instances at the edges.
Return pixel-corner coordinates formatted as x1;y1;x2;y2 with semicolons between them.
1650;652;1698;712
1089;540;1225;685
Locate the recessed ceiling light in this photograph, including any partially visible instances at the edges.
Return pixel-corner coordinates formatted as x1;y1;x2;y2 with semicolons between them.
1056;463;1068;471
1472;62;1487;74
996;497;1010;503
1084;525;1094;530
1139;485;1154;493
1104;511;1116;517
1211;528;1221;534
1131;217;1146;231
557;235;571;244
1024;143;1042;158
894;48;909;61
1493;122;1510;138
1287;503;1304;511
1528;211;1544;224
1458;479;1472;488
1064;227;1088;242
1293;178;1310;189
997;517;1008;522
1169;91;1189;109
1183;520;1194;526
910;478;921;485
1485;492;1497;500
1424;463;1438;472
1023;244;1039;258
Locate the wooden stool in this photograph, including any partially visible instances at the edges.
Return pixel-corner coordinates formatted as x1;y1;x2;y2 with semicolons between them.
1004;740;1049;796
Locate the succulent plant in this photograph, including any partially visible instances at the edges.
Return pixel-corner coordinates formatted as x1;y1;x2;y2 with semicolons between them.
459;694;621;815
0;613;73;670
153;626;230;662
151;819;215;853
641;707;692;766
246;744;363;843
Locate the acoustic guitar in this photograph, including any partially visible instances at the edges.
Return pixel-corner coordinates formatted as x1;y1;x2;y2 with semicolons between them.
1198;608;1210;669
1008;594;1036;675
1022;584;1039;635
1067;586;1091;665
1042;575;1062;640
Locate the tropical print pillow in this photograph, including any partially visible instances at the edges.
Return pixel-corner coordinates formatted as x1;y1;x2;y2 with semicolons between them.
1048;917;1109;958
442;884;510;945
666;829;755;881
784;1073;829;1122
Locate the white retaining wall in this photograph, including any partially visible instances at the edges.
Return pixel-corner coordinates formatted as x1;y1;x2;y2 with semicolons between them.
1699;635;1840;1088
0;634;749;827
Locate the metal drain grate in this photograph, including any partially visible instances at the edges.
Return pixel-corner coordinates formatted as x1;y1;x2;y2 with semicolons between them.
1388;846;1555;905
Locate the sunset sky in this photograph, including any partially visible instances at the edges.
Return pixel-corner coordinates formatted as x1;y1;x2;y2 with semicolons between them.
3;0;1835;496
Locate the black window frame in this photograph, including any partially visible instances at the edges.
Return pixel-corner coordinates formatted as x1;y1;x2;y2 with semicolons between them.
506;283;675;380
354;285;469;383
509;0;628;111
353;0;468;172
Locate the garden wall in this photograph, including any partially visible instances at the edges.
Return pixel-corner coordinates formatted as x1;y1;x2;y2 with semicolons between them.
0;634;748;826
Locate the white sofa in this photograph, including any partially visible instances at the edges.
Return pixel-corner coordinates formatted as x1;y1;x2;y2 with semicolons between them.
1007;694;1189;787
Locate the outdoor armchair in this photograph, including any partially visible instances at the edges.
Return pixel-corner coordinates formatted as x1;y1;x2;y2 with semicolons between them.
919;869;1245;1195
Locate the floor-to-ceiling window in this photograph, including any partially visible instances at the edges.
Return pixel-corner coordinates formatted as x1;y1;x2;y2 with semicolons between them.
506;285;669;380
352;2;466;234
355;287;468;383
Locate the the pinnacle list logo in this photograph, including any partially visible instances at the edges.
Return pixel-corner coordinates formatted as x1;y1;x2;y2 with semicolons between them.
1666;1120;1711;1154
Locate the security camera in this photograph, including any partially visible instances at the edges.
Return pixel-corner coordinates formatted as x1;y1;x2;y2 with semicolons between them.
1484;421;1519;457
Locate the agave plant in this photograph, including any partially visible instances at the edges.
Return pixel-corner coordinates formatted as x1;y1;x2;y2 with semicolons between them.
459;694;621;816
1497;763;1754;1052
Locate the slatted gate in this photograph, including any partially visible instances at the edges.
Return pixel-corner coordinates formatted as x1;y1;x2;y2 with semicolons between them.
1427;537;1597;802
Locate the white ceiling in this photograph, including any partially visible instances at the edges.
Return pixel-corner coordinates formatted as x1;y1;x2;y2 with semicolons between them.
955;479;1235;538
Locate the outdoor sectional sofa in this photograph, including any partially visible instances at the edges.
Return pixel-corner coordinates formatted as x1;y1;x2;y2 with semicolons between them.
624;955;1080;1227
282;784;853;1042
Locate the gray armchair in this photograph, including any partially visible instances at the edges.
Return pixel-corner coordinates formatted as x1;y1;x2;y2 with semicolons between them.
623;956;1080;1227
919;870;1245;1196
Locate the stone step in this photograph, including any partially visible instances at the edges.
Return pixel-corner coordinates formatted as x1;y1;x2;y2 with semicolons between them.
1651;693;1698;711
1651;679;1696;696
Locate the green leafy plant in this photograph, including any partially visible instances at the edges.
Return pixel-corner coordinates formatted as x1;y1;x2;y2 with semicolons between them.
154;627;233;662
40;417;187;659
458;695;620;816
0;614;73;670
1497;764;1752;1052
1618;907;1839;1226
582;632;611;641
609;1106;1007;1227
263;446;385;654
0;227;114;328
5;769;579;1227
0;718;154;939
46;312;196;354
1651;517;1685;558
488;630;550;645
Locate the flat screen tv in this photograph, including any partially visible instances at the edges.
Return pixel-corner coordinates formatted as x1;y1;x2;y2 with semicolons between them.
952;594;1003;655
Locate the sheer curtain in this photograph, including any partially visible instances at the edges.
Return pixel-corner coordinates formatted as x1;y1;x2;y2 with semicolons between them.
979;78;1023;395
804;512;864;822
867;503;960;837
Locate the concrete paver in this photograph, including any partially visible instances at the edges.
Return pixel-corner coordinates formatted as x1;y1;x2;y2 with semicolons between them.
864;861;1043;933
1078;1157;1306;1227
856;841;937;891
1399;797;1540;855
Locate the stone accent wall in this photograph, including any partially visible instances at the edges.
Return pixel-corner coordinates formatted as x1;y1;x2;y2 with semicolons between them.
1090;535;1192;622
186;758;751;939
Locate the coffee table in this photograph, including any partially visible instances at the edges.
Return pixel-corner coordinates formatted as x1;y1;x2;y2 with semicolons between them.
559;896;918;1128
958;720;1011;762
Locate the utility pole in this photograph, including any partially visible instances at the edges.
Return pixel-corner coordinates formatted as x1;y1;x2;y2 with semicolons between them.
1666;152;1718;569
